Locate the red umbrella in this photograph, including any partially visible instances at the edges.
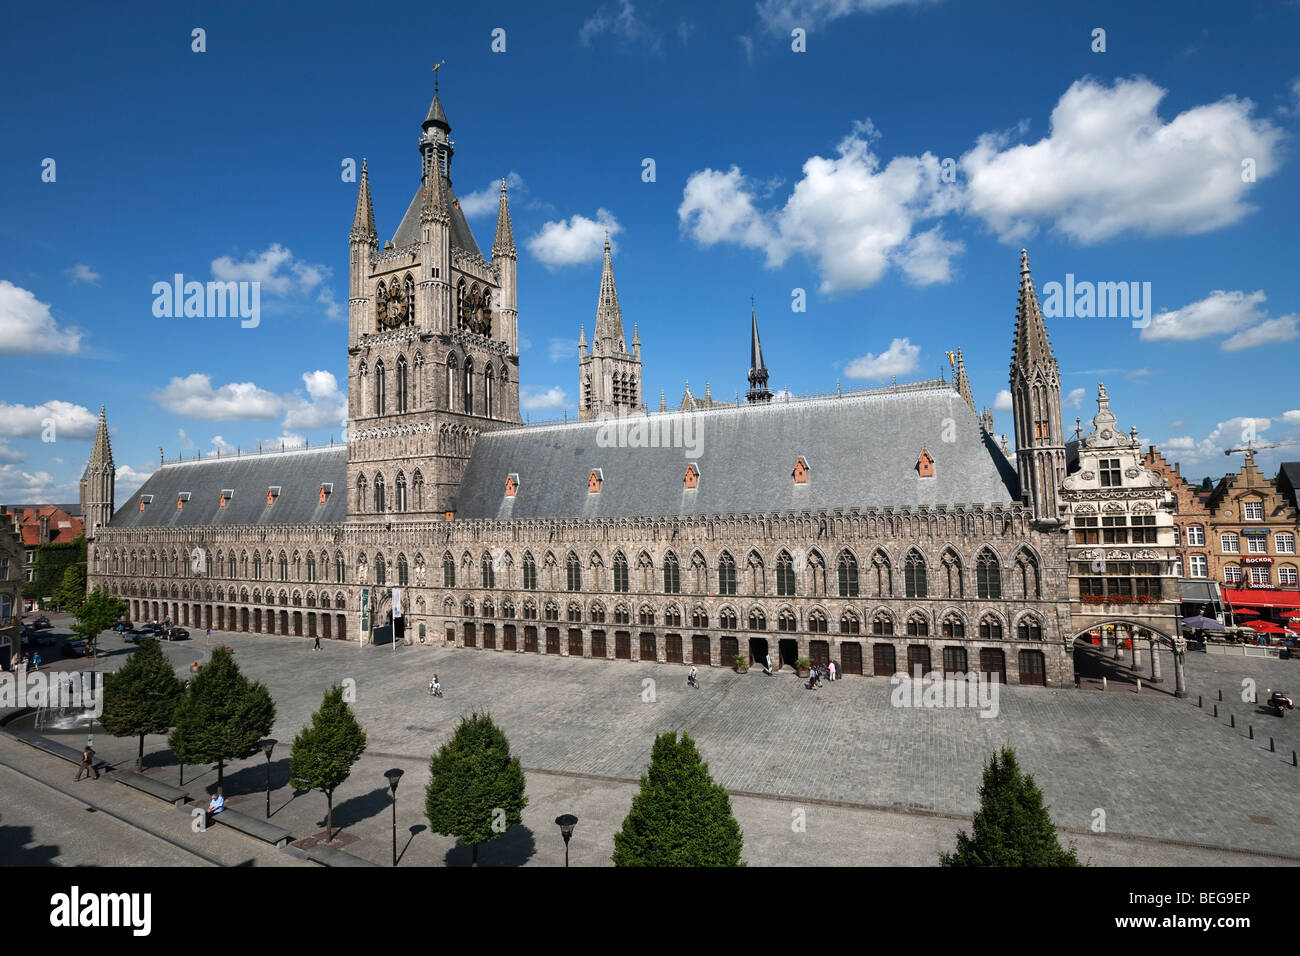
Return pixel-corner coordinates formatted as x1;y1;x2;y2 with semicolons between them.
1285;613;1300;621
1245;621;1284;633
1232;608;1260;616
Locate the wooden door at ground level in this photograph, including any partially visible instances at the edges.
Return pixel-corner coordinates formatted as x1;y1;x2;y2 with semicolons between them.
873;643;896;677
503;625;517;651
253;609;262;633
545;627;560;654
907;645;931;677
217;607;225;631
321;613;331;640
591;630;606;658
293;612;303;637
483;623;496;649
691;635;710;665
280;611;289;635
463;622;477;647
809;640;830;669
639;633;656;661
979;648;1005;683
841;642;862;675
942;646;967;676
665;634;683;663
616;631;631;659
720;636;738;666
241;608;249;632
568;628;583;656
307;613;316;638
524;627;538;652
1018;649;1045;686
335;614;346;641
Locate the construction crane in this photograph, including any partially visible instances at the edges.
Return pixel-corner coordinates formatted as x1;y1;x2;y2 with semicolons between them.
1225;439;1300;463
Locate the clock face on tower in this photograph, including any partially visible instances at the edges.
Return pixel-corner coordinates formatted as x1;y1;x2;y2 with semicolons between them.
379;283;408;329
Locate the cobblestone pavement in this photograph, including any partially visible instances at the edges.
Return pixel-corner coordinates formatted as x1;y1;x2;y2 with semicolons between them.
4;624;1299;865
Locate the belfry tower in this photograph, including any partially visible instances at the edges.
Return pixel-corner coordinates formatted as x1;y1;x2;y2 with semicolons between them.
80;405;115;537
1010;249;1066;526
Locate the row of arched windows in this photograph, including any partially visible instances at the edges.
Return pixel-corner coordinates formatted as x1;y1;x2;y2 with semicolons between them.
104;548;349;583
358;351;508;419
356;470;425;514
104;580;348;610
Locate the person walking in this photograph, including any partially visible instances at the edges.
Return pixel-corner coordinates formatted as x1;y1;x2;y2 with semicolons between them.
74;744;99;782
828;660;836;682
313;635;321;651
764;653;772;676
205;626;211;644
688;665;699;688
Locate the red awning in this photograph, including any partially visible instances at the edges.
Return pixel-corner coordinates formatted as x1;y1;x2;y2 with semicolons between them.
1223;589;1300;609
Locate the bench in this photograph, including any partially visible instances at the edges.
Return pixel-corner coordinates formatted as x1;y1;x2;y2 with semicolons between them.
211;808;293;848
4;729;109;771
115;771;190;807
303;842;380;867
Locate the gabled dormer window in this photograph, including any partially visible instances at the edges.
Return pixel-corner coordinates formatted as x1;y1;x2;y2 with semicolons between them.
219;489;233;509
792;456;810;485
684;463;700;489
139;494;153;512
177;492;191;510
917;449;934;478
267;486;281;507
505;473;519;498
588;469;603;494
319;483;333;504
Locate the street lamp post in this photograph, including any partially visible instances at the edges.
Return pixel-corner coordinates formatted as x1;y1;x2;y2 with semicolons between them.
385;768;403;866
262;738;277;818
554;813;578;867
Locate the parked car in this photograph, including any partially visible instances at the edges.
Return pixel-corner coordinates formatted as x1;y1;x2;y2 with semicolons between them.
32;617;52;630
63;639;89;658
168;627;191;641
124;628;153;643
35;633;58;647
112;621;133;632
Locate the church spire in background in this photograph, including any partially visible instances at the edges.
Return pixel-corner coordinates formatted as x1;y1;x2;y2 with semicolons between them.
746;301;773;404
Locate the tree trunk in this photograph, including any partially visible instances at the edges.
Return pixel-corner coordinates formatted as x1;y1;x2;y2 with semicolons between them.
217;758;224;793
326;791;334;843
472;843;479;867
137;733;145;772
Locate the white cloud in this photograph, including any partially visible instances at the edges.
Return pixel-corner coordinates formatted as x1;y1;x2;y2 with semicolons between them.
1164;436;1196;450
210;243;343;320
993;389;1013;412
548;338;574;362
1065;387;1086;409
756;0;931;33
844;337;920;380
114;464;152;499
0;440;23;464
1282;410;1300;424
258;433;306;452
527;210;621;268
738;35;754;63
961;77;1283;243
0;466;67;502
520;386;568;410
459;172;527;219
177;428;197;452
678;121;962;294
210;435;237;455
0;401;97;439
281;370;347;430
579;0;660;51
1142;289;1268;342
0;281;83;354
1221;315;1299;351
66;264;101;284
153;374;282;421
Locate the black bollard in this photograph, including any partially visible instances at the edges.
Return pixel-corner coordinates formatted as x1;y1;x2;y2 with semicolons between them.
1213;704;1218;717
1230;714;1235;728
1249;725;1253;740
1270;737;1275;753
1198;695;1203;708
1218;689;1223;702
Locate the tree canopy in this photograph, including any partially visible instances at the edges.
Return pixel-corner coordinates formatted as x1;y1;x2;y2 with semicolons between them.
101;637;185;771
290;685;368;842
169;646;275;792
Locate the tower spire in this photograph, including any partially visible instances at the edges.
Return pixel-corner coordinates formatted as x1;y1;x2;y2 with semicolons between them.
351;159;376;240
593;234;626;348
747;302;773;403
492;178;515;257
954;347;974;411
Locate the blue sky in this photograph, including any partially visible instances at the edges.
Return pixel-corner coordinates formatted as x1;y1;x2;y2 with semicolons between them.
3;0;1299;504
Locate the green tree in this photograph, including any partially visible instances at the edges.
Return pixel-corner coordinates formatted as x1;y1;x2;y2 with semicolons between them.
169;646;275;793
613;731;744;867
941;747;1080;866
57;563;88;616
71;587;127;659
290;685;367;843
424;712;527;866
101;638;185;771
29;535;84;607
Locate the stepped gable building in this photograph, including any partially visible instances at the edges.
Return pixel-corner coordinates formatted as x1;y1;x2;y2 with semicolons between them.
88;85;1097;685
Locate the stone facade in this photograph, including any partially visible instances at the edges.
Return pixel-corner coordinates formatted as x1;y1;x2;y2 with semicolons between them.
0;507;22;667
1203;456;1299;592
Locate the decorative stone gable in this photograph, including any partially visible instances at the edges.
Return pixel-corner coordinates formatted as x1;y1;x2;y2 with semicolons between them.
917;450;935;478
588;469;604;494
505;473;518;498
684;463;699;489
792;457;809;485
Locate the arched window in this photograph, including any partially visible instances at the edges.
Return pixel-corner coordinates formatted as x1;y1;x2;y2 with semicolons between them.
463;357;474;413
396;355;408;413
663;553;680;593
523;553;537;590
398;553;409;586
777;608;798;632
840;610;860;634
412;470;424;511
374;554;386;586
442;552;455;587
335;551;345;583
718;552;737;595
976;550;1001;599
838;552;859;597
942;611;965;638
748;607;767;630
1016;551;1041;599
456;279;466;328
904;551;927;598
474;553;491;589
979;615;1003;640
446;355;457;409
306;553;316;582
226;552;236;578
872;611;894;635
691;606;708;629
907;612;929;636
639;605;655;627
1018;617;1042;642
566;552;582;591
719;607;737;630
808;609;828;633
613;552;629;592
356;474;367;514
544;601;559;622
568;602;583;623
664;605;682;627
485;365;494;418
776;552;796;597
374;473;385;513
404;275;415;327
253;551;262;579
375;359;386;415
871;551;892;596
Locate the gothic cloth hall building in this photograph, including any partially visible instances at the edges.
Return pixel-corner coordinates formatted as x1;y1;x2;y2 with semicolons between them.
85;86;1185;688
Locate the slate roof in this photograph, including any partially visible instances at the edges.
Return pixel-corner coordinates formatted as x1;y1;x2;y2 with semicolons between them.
390;175;482;257
453;384;1020;520
1278;462;1300;510
109;447;347;529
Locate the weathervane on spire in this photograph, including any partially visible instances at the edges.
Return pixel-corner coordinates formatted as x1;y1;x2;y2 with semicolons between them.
432;59;445;91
